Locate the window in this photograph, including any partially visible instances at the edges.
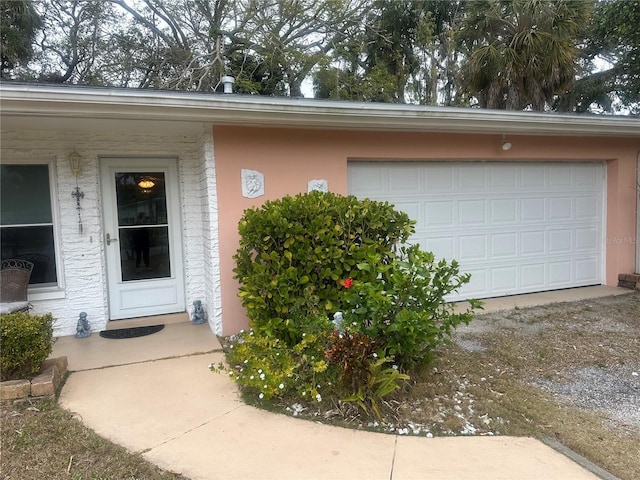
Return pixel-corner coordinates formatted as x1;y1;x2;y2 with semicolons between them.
1;164;58;286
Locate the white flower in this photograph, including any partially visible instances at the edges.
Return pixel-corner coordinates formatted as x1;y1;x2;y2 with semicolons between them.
244;359;248;364
259;393;264;399
227;371;233;376
260;373;266;380
249;375;254;380
392;365;398;370
302;391;306;396
372;353;378;358
315;393;322;402
279;383;285;389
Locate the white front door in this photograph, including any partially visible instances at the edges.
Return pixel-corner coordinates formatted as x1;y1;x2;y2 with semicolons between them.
101;158;185;320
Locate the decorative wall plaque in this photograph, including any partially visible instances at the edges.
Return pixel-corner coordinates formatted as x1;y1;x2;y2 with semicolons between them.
308;179;328;193
241;169;264;198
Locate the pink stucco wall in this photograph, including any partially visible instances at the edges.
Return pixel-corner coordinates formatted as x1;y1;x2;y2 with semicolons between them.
214;126;639;334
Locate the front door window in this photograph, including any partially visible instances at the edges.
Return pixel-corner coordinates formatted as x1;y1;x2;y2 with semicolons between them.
114;172;171;281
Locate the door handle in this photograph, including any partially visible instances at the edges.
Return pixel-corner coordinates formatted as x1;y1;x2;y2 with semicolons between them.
106;233;118;246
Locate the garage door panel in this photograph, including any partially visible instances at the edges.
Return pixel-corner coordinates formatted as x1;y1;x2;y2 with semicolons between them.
548;229;573;253
348;161;604;300
425;201;454;226
520;231;545;255
491;233;517;257
425;166;455;191
389;166;421;192
575;227;598;250
459;200;486;224
459;166;486;189
491;199;517;223
548;165;573;187
459;235;487;260
490;165;518;188
576;196;599;219
521;166;546;189
576;258;599;282
521;264;546;288
548;197;573;220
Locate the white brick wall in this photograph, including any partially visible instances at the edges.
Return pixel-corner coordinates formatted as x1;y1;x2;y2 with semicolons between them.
1;128;221;337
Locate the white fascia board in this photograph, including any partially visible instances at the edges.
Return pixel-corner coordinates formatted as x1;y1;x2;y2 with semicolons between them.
1;83;639;137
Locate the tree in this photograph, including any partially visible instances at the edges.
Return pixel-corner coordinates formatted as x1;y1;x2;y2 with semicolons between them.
457;0;592;110
0;0;42;78
556;0;640;114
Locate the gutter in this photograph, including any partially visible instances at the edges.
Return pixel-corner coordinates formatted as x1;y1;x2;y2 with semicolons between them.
1;83;639;137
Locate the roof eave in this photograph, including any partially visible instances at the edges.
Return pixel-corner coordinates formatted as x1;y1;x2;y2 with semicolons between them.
1;83;639;137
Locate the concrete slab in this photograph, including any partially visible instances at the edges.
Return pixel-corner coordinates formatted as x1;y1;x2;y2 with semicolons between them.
454;285;632;314
59;353;239;452
392;435;598;479
52;321;221;371
145;407;396;480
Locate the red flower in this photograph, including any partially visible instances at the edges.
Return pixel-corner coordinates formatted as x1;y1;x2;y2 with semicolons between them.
342;278;353;288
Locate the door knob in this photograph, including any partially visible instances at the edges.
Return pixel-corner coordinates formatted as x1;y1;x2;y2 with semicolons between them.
106;233;118;245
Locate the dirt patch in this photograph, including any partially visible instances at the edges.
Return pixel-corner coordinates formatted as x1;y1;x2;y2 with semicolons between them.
455;292;640;433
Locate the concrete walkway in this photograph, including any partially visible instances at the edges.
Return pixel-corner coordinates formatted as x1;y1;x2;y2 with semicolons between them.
54;287;630;480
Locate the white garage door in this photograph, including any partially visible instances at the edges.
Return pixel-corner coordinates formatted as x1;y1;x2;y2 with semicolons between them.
348;162;605;300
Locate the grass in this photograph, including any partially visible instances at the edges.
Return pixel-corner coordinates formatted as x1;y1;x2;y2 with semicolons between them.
1;400;185;480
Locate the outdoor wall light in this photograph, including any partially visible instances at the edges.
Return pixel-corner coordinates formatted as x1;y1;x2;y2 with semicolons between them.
502;135;512;151
69;150;82;177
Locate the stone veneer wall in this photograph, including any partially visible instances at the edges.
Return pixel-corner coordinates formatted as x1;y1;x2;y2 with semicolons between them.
0;128;221;336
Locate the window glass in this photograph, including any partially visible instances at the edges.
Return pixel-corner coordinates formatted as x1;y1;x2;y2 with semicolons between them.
0;164;57;285
1;165;53;225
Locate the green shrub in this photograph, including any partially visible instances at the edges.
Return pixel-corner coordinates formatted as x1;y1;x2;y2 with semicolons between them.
340;245;483;369
0;312;55;381
234;191;415;345
214;314;339;404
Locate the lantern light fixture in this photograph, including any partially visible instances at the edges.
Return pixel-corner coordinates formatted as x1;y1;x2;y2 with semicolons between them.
69;151;82;177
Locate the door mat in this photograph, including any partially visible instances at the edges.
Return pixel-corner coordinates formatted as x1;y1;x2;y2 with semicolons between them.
99;324;165;339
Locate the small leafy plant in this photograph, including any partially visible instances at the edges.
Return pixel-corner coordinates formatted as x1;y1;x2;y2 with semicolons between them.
1;312;55;381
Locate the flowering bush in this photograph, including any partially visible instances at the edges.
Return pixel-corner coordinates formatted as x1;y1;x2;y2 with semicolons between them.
234;191;414;345
214;315;340;403
340;245;482;368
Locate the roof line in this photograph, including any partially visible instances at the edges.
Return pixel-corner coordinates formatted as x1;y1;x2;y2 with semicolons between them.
1;82;639;137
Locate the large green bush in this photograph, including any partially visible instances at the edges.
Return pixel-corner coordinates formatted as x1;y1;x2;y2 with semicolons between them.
226;191;481;419
234;191;415;344
1;312;55;381
339;245;482;368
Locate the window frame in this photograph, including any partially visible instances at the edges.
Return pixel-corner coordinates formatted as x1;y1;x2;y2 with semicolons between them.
0;158;64;300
